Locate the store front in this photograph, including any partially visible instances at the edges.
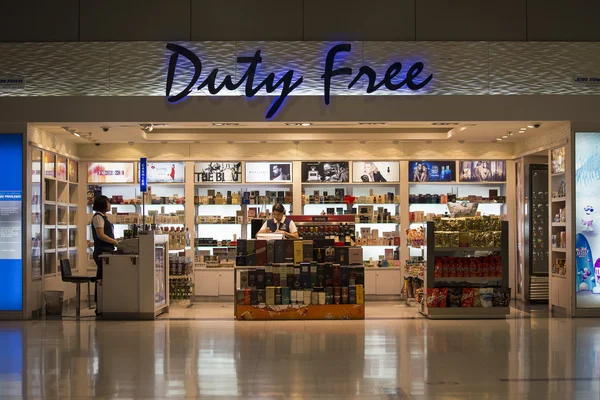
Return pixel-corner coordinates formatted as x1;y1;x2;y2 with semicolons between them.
2;40;600;320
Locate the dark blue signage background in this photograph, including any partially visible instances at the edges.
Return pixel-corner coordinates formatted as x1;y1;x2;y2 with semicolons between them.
0;134;23;311
139;158;147;192
409;161;456;182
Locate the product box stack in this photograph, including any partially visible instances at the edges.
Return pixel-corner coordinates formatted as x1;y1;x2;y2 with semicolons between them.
235;239;365;307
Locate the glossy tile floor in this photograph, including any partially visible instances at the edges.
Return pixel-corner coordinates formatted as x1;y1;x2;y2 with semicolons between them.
1;302;599;399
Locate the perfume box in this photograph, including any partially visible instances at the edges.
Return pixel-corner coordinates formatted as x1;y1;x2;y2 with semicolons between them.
265;265;273;286
293;265;301;289
310;262;318;288
256;269;265;289
317;263;326;287
284;240;295;263
355;267;364;285
291;289;297;304
294;240;304;264
256;240;267;266
274;240;286;263
287;264;295;287
272;265;280;287
341;266;349;287
303;289;312;305
334;287;341;304
282;287;291;305
248;270;256;288
237;239;247;256
240;271;248;289
349;285;357;304
356;284;364;304
266;240;274;265
325;263;333;287
318;292;326;305
335;246;349;265
275;287;282;305
341;287;349;304
303;240;313;262
297;289;304;304
325;287;334;304
313;247;324;263
246;252;256;267
313;238;335;249
311;291;319;305
257;289;266;304
300;262;311;289
324;247;336;263
332;264;341;287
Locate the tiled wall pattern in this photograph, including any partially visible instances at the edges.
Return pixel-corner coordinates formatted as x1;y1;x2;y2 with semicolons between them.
0;42;599;97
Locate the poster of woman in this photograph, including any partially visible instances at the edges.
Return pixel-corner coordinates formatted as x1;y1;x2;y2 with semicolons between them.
352;161;399;183
458;160;506;182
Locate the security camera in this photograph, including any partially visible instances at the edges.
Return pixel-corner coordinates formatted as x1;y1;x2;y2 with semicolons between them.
534;124;541;128
101;126;111;132
95;142;101;147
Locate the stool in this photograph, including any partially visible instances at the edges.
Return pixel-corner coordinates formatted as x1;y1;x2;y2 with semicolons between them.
59;258;95;318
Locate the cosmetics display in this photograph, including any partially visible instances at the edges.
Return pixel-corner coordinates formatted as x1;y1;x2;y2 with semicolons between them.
87;185;185;205
170;277;194;300
296;223;356;243
302;190;398;205
355;228;399;246
194;189;292;205
409;193;505;204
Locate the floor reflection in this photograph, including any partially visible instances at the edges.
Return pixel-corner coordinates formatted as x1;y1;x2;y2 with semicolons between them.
0;303;598;398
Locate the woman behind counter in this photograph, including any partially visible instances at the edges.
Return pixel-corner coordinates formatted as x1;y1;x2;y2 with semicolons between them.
91;195;119;280
257;203;299;239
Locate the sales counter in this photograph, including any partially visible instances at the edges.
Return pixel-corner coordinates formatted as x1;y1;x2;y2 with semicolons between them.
98;232;169;319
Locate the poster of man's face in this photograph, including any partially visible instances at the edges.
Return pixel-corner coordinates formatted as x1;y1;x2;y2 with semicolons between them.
301;162;350;182
245;162;293;183
458;160;506;182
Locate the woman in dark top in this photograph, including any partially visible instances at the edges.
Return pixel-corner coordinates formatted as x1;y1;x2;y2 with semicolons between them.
91;195;118;280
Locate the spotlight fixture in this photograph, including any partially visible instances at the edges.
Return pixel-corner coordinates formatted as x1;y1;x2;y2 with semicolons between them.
496;138;503;141
459;127;467;131
212;123;239;126
502;135;508;139
508;131;514;136
527;124;534;129
73;132;81;137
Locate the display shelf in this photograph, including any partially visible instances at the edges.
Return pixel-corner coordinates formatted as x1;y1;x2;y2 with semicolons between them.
196;223;241;225
355;222;399;225
409;202;504;206
551;172;565;177
44;249;56;254
421;306;510;319
552;274;567;279
169;275;192;279
362;245;398;247
434;277;502;283
45;200;56;206
409;181;506;186
552;247;567;252
68;247;78;251
196;245;236;248
434;247;502;252
552;222;567;227
551;197;566;203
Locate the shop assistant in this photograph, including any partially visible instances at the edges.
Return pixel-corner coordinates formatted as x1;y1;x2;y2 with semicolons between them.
258;203;299;239
91;195;119;279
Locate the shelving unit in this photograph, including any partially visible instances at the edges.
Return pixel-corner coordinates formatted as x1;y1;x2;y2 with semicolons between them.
548;145;570;313
420;219;510;319
42;155;79;277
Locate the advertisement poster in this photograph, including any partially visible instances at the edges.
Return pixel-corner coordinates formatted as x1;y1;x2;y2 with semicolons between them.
194;162;242;183
144;162;185;183
68;159;78;182
56;156;67;180
87;162;135;183
575;132;600;308
301;162;349;183
352;161;399;183
408;161;456;182
246;162;292;183
43;152;55;178
0;134;23;311
551;147;566;174
458;160;506;182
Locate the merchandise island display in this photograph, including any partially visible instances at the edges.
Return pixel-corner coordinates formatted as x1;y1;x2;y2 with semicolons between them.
420;217;510;319
234;238;365;320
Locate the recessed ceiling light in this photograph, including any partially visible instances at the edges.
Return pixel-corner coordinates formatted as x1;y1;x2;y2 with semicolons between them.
527;125;534;128
508;133;514;136
520;127;527;130
459;127;467;131
502;135;508;139
286;123;312;126
496;138;503;141
73;132;81;137
519;130;525;133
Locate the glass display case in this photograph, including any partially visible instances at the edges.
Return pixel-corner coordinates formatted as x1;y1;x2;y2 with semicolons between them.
31;149;42;279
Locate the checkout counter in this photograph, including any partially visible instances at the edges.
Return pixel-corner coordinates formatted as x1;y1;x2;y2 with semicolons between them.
99;232;169;319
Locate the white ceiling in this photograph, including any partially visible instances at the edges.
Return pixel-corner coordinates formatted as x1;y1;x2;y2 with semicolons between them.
34;121;566;145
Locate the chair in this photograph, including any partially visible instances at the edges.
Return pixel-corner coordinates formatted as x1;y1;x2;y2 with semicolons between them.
59;258;96;318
